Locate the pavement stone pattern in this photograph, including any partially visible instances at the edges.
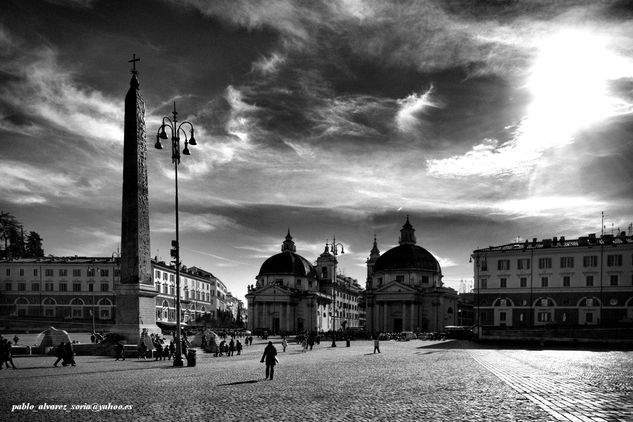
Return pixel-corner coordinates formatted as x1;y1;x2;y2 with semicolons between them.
469;349;633;422
0;338;630;422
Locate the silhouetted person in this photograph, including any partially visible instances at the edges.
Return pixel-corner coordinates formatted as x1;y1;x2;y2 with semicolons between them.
53;342;65;367
260;341;278;380
64;342;76;366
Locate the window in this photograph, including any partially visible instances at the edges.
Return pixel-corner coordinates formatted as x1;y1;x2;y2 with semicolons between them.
73;269;81;277
607;255;623;267
101;283;109;292
45;269;53;277
72;308;83;318
170;274;175;282
59;283;67;292
5;269;9;276
563;276;571;287
500;278;507;288
499;311;506;322
497;260;510;271
114;269;120;277
537;312;552;322
19;268;24;277
586;313;594;323
517;259;530;270
73;283;81;292
45;283;54;291
586;275;594;287
422;276;429;284
538;258;552;269
33;269;38;277
31;283;40;291
155;270;161;279
87;268;95;277
163;272;168;281
610;275;618;286
296;279;302;287
88;283;94;292
480;260;488;271
18;283;26;291
560;257;574;268
321;267;328;278
59;269;67;277
396;275;404;282
100;269;109;277
480;279;487;289
583;256;598;267
5;283;11;291
520;277;527;288
541;277;548;287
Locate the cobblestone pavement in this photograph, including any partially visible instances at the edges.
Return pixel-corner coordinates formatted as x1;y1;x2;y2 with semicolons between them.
469;349;633;422
0;338;631;421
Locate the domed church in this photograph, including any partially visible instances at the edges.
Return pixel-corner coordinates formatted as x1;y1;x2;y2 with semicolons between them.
365;217;458;333
246;231;359;334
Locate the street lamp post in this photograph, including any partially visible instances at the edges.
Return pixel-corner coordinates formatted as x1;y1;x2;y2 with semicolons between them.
330;236;344;347
155;102;197;367
89;264;98;336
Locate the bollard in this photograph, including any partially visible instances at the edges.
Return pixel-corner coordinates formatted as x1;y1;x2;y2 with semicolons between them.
186;349;197;367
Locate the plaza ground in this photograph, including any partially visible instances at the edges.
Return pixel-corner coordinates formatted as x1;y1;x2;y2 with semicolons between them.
1;337;632;421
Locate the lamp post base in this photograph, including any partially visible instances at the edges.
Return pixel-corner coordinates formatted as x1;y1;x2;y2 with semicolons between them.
173;356;184;367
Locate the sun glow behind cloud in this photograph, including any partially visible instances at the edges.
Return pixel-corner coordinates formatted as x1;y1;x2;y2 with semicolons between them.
427;28;633;179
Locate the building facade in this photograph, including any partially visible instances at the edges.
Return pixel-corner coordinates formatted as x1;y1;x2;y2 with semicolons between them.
472;232;633;328
245;231;363;334
365;217;458;334
0;257;233;331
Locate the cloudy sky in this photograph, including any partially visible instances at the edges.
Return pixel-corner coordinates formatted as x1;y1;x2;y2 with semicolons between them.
2;0;633;302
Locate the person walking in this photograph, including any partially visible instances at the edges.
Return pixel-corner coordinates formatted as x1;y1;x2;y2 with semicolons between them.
236;340;242;355
138;341;147;360
228;339;235;357
53;341;65;366
281;337;287;352
1;338;16;369
373;335;381;354
64;341;76;366
13;335;19;345
115;342;125;361
260;341;278;380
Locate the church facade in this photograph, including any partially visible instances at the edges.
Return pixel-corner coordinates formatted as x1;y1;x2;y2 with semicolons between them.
245;232;363;334
365;217;458;334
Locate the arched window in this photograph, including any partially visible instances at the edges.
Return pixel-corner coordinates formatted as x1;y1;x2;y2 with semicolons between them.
70;297;84;318
97;298;112;320
42;297;56;318
14;297;29;317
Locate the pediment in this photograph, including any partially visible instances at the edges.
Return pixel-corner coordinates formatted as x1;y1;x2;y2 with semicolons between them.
375;281;417;294
253;284;291;299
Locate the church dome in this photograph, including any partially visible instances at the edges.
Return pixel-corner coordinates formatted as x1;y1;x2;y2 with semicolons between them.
372;244;441;273
257;230;315;277
258;251;315;277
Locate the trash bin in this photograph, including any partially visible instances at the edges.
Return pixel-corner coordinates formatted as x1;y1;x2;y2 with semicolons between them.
346;338;350;347
186;349;196;367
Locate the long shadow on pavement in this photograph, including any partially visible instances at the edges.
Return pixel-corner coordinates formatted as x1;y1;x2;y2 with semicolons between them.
217;380;260;386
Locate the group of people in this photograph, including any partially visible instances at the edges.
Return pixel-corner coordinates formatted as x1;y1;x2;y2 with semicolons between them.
52;341;76;367
215;338;243;357
137;332;186;361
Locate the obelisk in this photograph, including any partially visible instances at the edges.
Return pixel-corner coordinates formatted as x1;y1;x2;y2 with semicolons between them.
115;54;157;343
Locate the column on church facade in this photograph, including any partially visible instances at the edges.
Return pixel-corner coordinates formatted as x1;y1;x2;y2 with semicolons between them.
410;302;416;331
402;303;406;330
382;302;388;331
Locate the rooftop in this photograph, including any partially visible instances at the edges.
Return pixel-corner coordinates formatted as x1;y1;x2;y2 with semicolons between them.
474;232;633;253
